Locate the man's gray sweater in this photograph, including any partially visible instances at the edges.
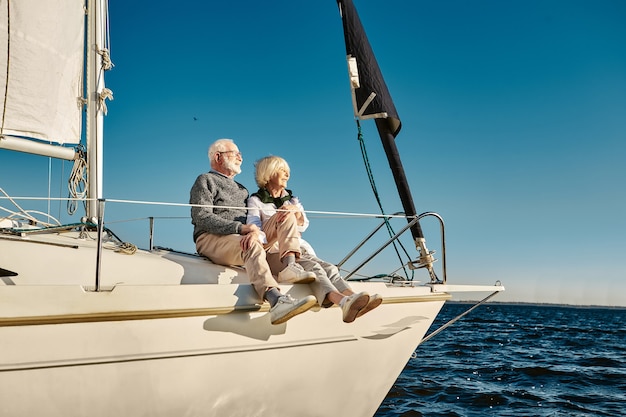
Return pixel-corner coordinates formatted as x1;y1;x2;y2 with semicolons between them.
190;171;249;242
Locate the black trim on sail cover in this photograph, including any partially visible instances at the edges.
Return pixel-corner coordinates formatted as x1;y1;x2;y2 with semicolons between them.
337;0;424;241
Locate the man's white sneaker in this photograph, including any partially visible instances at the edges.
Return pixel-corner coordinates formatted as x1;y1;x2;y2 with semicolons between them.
341;292;370;323
270;294;317;325
277;263;316;284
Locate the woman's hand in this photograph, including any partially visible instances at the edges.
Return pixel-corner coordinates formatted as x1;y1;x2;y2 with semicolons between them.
276;204;303;225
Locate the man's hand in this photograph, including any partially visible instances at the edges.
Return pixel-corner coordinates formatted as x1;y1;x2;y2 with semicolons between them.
239;223;260;251
240;223;260;235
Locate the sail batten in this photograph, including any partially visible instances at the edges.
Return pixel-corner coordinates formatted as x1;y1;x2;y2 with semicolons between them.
0;0;85;146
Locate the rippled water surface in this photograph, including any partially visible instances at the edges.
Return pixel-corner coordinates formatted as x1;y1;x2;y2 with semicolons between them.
375;303;626;416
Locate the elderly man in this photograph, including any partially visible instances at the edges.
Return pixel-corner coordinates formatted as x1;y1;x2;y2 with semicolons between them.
190;138;316;324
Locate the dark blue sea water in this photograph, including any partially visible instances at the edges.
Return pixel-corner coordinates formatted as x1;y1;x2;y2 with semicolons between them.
375;303;626;417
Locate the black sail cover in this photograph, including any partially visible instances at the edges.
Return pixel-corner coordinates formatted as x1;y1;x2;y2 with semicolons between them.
337;0;401;137
337;0;424;240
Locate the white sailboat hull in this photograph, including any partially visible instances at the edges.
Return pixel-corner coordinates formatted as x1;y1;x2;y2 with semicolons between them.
0;232;448;417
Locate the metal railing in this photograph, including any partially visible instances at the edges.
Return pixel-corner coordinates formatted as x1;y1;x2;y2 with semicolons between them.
337;211;448;284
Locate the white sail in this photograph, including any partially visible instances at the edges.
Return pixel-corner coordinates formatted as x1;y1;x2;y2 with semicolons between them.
0;0;85;145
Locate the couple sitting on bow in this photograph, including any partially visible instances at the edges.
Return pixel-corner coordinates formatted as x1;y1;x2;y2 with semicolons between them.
190;138;382;325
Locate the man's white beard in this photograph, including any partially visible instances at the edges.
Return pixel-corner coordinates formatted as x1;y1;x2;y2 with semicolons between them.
224;159;242;175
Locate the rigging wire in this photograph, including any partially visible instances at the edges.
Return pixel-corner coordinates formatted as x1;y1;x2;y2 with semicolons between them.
58;158;65;222
355;120;414;279
47;155;52;219
0;187;61;226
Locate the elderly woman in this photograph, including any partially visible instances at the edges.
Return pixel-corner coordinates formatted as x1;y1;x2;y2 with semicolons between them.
246;155;382;323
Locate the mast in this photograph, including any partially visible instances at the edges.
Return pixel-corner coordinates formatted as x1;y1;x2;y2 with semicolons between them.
337;0;438;281
86;0;108;219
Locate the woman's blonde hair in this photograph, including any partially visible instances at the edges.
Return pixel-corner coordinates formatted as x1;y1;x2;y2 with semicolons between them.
254;155;290;188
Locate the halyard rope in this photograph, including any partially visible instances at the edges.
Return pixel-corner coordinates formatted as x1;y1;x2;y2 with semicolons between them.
67;145;87;215
356;120;414;279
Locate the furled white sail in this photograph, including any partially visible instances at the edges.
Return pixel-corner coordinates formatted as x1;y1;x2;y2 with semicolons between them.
0;0;85;145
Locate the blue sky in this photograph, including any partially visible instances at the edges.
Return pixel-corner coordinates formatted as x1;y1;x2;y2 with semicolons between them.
2;0;625;306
